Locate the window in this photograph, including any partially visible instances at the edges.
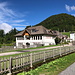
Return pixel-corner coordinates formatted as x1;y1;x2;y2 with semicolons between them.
40;36;42;40
32;29;36;32
25;35;30;40
31;29;38;32
18;43;23;47
17;37;24;40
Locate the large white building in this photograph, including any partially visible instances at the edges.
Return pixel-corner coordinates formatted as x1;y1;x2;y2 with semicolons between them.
15;25;57;48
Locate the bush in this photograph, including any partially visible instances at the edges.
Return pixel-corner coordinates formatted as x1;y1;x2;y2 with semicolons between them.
55;37;61;45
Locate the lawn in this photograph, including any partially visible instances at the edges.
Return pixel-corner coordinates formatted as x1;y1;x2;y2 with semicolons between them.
62;32;70;37
0;44;60;53
17;52;75;75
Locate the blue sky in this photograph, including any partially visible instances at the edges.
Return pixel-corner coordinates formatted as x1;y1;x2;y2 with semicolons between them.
0;0;75;33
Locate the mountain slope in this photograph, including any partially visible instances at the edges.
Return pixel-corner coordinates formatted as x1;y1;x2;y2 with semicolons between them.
36;13;75;32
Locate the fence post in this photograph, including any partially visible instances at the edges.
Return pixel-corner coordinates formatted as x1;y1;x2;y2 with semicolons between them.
30;53;33;69
43;51;46;62
59;47;62;56
53;49;54;58
7;57;12;75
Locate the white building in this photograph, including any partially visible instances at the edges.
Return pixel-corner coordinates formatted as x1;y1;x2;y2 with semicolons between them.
70;33;75;41
15;25;57;48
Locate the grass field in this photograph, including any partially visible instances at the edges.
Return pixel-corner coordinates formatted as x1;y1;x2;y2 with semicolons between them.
17;52;75;75
0;44;60;53
62;32;70;37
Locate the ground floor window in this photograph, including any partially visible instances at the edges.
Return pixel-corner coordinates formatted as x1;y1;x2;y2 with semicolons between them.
18;43;23;47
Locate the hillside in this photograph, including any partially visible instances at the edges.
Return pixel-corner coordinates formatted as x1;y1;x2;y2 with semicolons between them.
36;13;75;32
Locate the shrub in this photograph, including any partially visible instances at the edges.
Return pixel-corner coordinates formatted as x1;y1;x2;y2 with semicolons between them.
55;37;61;45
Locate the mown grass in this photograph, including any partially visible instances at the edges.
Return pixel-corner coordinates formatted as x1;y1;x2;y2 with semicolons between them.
17;53;75;75
0;47;55;58
0;44;60;54
62;32;70;37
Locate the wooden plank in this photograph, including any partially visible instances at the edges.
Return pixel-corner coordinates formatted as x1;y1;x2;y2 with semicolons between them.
30;53;32;68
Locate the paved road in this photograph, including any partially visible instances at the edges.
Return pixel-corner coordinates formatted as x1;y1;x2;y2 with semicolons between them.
0;44;70;56
59;62;75;75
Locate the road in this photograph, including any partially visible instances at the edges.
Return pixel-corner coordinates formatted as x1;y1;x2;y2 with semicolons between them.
0;44;70;56
59;62;75;75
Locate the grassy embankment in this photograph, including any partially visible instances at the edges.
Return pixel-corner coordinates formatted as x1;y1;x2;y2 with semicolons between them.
17;52;75;75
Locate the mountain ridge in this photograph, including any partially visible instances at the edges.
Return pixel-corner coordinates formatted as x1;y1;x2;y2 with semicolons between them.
35;13;75;32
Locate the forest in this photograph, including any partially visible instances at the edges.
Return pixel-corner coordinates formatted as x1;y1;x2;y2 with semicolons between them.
36;13;75;32
0;28;18;45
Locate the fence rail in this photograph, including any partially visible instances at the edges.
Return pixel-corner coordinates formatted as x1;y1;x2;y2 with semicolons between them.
0;46;75;74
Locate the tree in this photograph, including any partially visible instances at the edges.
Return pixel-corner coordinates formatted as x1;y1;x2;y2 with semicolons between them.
55;37;61;45
0;30;4;37
4;28;18;44
25;25;31;29
0;30;5;44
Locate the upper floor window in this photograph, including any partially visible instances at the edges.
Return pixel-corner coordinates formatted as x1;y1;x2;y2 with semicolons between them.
17;37;24;40
31;29;38;32
31;29;36;32
25;35;30;40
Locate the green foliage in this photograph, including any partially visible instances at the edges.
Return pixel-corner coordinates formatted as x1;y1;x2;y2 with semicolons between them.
55;37;61;45
25;25;31;29
62;32;70;37
36;13;75;32
0;28;18;44
17;53;75;75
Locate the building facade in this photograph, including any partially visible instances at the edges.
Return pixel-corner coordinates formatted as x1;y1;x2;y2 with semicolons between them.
70;33;75;41
15;26;57;48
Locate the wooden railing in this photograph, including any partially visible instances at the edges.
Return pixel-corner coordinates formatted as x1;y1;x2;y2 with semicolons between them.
0;46;75;74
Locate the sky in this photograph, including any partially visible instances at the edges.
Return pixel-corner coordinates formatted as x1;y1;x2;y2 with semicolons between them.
0;0;75;33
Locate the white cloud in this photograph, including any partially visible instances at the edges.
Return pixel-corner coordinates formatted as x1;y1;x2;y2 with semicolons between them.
65;4;75;12
0;2;28;33
0;23;12;33
65;4;70;12
71;6;75;11
16;27;25;30
12;24;29;26
13;20;25;23
0;2;16;18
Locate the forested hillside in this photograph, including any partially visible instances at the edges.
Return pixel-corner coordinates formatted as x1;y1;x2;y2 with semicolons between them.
36;13;75;32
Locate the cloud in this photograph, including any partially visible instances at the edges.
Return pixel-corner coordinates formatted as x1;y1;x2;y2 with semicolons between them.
65;4;75;12
0;2;28;33
65;5;70;12
16;27;25;30
13;20;25;23
71;6;75;11
0;23;12;33
12;24;29;26
0;2;17;18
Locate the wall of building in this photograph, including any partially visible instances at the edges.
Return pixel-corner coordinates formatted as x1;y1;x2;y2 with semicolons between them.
70;33;75;41
16;35;56;48
42;35;55;46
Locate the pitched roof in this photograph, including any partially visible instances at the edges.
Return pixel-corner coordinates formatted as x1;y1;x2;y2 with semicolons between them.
15;25;57;36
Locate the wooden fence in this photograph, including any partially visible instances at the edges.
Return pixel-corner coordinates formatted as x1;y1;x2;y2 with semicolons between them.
0;46;19;53
0;46;75;74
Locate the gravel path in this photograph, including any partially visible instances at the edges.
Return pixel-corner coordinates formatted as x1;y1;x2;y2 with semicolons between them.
59;62;75;75
0;44;70;56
